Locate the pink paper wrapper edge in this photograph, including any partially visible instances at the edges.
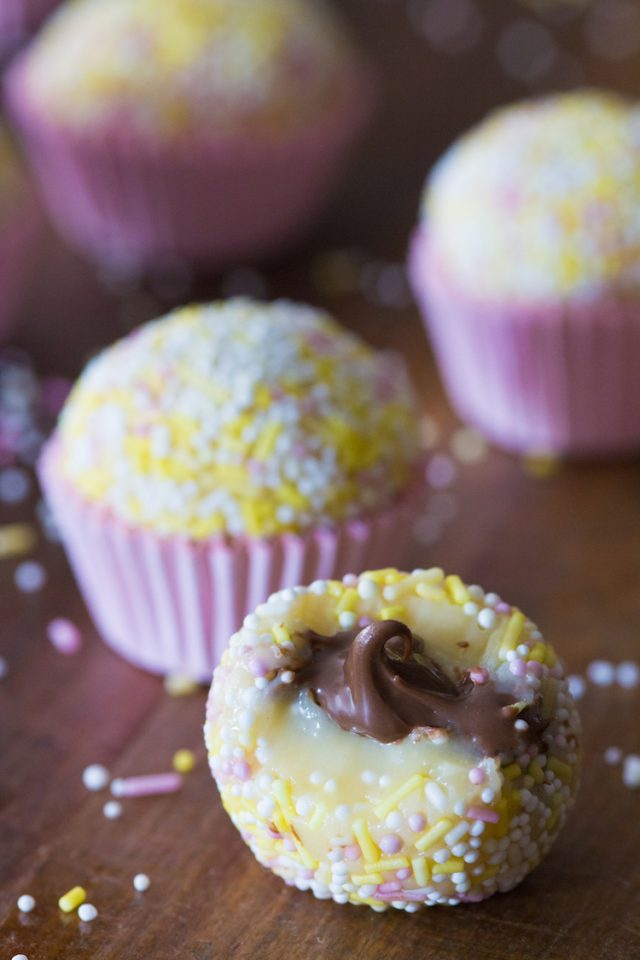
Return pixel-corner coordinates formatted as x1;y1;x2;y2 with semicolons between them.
409;226;640;456
39;438;423;681
5;57;375;267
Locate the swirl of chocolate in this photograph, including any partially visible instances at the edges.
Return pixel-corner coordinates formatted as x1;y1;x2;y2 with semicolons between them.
296;620;547;757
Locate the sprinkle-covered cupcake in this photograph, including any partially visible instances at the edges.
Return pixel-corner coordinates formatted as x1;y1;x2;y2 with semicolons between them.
40;299;422;679
409;90;640;456
0;0;59;61
6;0;373;270
0;123;36;342
205;567;580;910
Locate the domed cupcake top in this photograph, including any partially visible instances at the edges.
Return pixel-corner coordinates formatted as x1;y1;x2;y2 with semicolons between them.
56;299;420;539
19;0;363;140
423;90;640;302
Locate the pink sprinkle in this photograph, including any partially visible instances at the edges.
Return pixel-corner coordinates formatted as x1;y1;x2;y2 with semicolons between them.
233;761;251;782
47;618;82;655
396;868;411;880
527;661;544;678
249;658;268;678
469;667;489;685
467;806;500;823
408;813;426;832
509;658;527;677
344;844;361;861
377;881;402;894
342;574;358;586
380;834;402;855
468;767;486;785
111;773;183;798
495;602;511;614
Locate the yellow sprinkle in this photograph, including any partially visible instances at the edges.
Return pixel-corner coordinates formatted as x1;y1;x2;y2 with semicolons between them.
373;774;426;819
528;643;547;663
495;798;509;839
445;574;470;605
415;582;447;602
412;856;430;887
365;857;410;873
547;756;573;783
352;817;380;863
545;645;557;668
362;568;401;584
172;749;196;773
352;873;384;886
253;421;281;460
164;674;200;697
546;809;560;833
272;624;291;646
308;804;326;830
415;817;453;852
502;763;521;782
0;523;37;559
541;679;558;720
433;858;465;875
272;780;295;818
336;588;359;614
499;610;525;659
58;886;86;913
272;809;289;835
528;761;545;785
380;605;405;621
292;838;317;870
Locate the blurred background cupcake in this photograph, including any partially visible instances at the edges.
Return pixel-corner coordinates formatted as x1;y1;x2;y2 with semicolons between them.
0;0;59;63
39;298;423;680
5;0;374;274
0;122;37;343
409;90;640;457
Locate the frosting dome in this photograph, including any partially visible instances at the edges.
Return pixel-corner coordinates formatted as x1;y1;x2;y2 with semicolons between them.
20;0;362;139
423;90;640;302
56;299;420;539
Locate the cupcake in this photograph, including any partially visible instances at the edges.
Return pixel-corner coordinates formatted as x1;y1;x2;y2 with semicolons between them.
0;123;36;342
205;567;580;910
6;0;373;270
0;0;59;61
410;90;640;457
39;299;422;679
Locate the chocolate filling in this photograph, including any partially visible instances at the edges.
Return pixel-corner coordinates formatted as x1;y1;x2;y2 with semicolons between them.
296;620;547;757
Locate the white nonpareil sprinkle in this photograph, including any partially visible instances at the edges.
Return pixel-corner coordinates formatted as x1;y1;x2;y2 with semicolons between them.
78;903;98;922
616;661;640;690
477;608;496;630
12;954;29;960
604;746;622;766
133;873;150;892
622;754;640;789
567;675;586;700
587;660;615;687
14;560;46;593
103;800;122;819
82;764;110;791
17;895;36;913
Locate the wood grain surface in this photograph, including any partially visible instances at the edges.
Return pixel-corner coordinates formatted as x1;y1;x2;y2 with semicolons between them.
2;2;640;958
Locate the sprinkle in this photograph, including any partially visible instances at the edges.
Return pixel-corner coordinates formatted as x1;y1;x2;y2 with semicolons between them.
357;578;379;600
133;873;150;892
111;773;183;797
352;873;384;886
14;560;46;593
567;675;586;700
17;895;35;913
78;903;98;922
426;454;457;489
0;467;30;503
477;608;496;630
450;428;487;464
587;660;615;686
468;767;485;785
623;755;640;789
616;661;640;689
547;756;572;783
425;781;448;811
466;806;500;824
12;955;28;960
528;761;545;785
434;858;465;875
47;618;83;655
379;834;403;855
103;801;122;819
415;818;453;852
385;811;403;830
374;774;425;819
499;610;525;660
352;818;380;863
364;857;409;873
445;575;470;605
82;764;110;791
408;813;426;832
469;667;489;685
308;804;327;830
58;886;86;913
604;746;622;765
521;454;561;478
412;856;430;887
338;611;357;629
379;605;405;621
164;674;200;696
173;750;196;774
0;523;37;558
272;780;295;819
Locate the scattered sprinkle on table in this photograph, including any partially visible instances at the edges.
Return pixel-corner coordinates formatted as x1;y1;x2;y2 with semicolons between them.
78;903;98;922
14;560;46;593
111;773;182;798
616;661;640;689
0;466;31;503
82;763;110;791
0;523;37;559
12;954;28;960
47;617;83;655
425;453;457;489
173;749;196;774
58;885;86;913
587;660;616;686
604;746;623;765
133;873;151;892
450;427;487;464
623;755;640;789
164;674;200;697
103;800;122;819
17;894;35;913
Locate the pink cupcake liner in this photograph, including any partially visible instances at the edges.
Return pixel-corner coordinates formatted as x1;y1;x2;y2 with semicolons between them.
0;205;36;341
5;58;374;269
409;226;640;456
39;439;423;681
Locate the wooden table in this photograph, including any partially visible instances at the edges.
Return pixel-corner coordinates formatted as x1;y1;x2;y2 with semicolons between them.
2;2;640;958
